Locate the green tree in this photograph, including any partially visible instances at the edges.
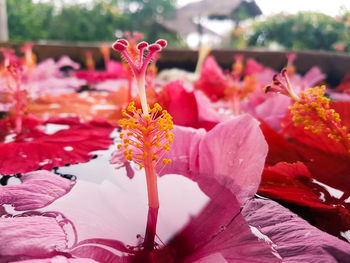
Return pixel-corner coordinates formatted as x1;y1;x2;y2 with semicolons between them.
119;0;177;42
6;0;54;41
240;12;346;51
5;0;180;45
49;1;130;42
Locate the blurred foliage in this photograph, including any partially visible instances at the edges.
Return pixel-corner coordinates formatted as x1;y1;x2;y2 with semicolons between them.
7;0;54;41
6;0;181;45
120;0;176;41
230;11;350;52
49;1;130;42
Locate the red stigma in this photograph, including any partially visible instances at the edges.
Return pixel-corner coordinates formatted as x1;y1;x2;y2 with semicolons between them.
148;44;162;52
117;39;129;46
156;39;167;48
112;42;127;52
137;42;149;50
112;39;166;77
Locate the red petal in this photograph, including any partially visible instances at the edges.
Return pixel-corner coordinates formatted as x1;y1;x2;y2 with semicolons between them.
0;117;113;174
258;162;350;238
164;80;199;126
279;102;350;192
336;72;350;95
259;120;302;165
194;56;228;102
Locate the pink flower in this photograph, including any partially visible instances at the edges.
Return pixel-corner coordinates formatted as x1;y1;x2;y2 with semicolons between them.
2;115;350;262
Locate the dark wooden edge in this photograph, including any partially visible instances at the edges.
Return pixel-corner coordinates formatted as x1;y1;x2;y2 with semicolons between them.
1;41;350;86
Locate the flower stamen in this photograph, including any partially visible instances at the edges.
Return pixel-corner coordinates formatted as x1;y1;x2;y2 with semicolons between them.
117;102;174;208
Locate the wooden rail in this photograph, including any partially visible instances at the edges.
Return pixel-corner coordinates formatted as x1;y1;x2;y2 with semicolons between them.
1;41;350;86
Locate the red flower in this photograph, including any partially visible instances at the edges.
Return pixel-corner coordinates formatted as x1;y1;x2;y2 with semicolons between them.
0;116;113;174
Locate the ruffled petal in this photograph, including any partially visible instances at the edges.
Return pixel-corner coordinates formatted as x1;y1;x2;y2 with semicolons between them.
0;170;75;211
13;256;98;263
243;198;350;263
0;216;67;257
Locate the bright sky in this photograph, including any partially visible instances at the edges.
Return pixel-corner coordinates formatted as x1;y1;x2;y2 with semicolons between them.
34;0;350;16
178;0;350;16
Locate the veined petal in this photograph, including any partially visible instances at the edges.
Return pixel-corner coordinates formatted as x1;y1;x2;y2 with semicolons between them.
159;115;268;205
0;216;67;257
198;115;268;204
0;170;75;211
13;256;98;263
243;198;350;262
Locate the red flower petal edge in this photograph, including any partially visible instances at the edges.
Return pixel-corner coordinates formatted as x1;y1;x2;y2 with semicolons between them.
0;116;114;174
258;162;350;238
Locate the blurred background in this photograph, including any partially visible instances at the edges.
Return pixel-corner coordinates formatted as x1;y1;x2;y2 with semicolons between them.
1;0;350;52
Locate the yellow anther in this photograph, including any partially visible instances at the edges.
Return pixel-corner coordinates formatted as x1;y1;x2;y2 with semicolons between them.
162;158;172;165
154;103;162;111
289;86;350;151
145;115;151;123
115;101;175;168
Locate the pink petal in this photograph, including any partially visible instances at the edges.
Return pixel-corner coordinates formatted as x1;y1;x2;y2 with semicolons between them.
194;90;229;124
158;125;205;177
255;95;291;130
168;178;280;263
243;198;350;262
160;115;268;205
56;56;81;71
244;58;267;76
14;256;99;263
106;60;124;76
45;171;279;262
0;216;67;257
110;149;135;179
300;66;326;87
70;245;124;263
31;58;61;80
200;115;268;203
0;170;75;211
